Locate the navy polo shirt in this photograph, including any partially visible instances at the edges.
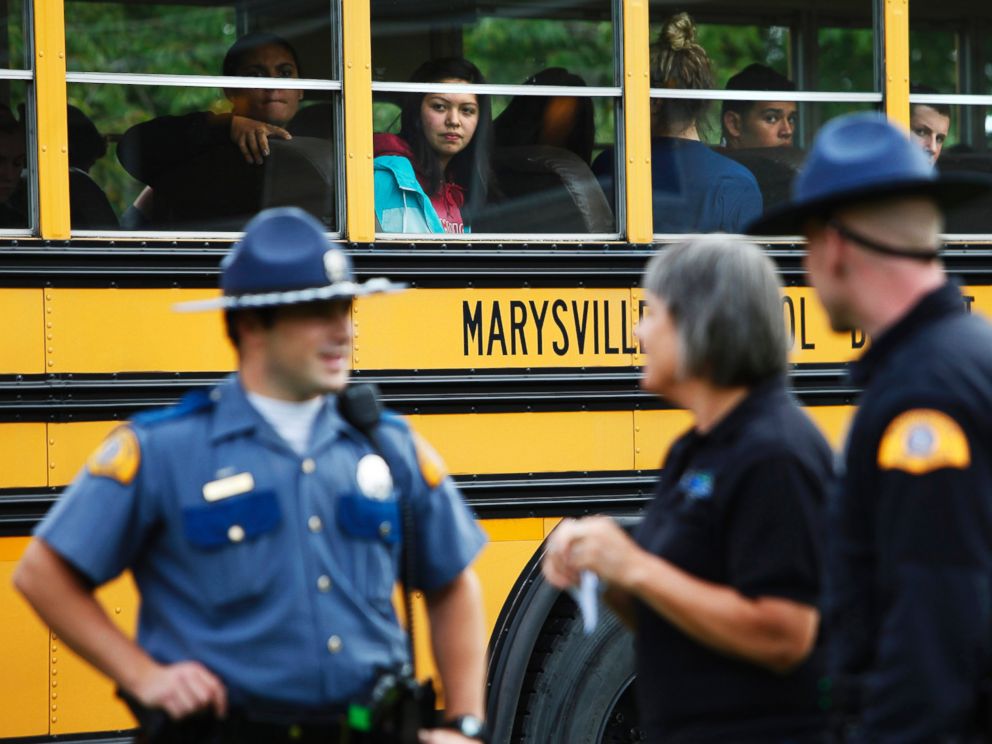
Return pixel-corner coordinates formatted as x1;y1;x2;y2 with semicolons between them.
829;282;992;742
633;376;832;743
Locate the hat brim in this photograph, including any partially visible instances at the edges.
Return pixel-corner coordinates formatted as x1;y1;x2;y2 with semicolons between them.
747;173;992;236
174;277;407;313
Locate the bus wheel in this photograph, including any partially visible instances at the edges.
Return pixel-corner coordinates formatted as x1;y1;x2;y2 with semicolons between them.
514;597;643;743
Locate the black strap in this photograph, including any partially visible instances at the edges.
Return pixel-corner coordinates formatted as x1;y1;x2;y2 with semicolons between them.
338;384;419;672
828;219;941;261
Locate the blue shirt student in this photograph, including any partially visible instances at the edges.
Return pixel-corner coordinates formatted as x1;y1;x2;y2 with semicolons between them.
593;137;762;234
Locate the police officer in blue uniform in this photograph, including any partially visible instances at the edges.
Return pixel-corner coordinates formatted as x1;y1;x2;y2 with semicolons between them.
14;208;489;744
750;113;992;742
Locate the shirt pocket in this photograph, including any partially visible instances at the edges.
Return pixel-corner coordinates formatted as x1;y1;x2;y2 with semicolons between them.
337;494;401;602
181;490;283;607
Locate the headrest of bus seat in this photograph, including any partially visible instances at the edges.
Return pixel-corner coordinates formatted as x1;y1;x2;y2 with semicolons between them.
262;137;336;227
716;146;806;211
937;152;992;234
149;137;334;230
476;145;615;233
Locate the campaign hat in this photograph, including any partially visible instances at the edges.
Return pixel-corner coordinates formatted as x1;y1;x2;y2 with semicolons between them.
176;207;404;312
747;112;992;235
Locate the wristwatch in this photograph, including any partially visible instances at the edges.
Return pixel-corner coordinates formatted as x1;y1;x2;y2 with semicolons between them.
442;714;488;742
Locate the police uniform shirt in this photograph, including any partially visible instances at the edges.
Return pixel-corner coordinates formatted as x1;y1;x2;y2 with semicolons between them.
36;376;486;712
633;376;831;744
829;282;992;742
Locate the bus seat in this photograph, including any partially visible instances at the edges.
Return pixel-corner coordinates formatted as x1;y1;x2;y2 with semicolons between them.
716;146;806;211
148;137;335;231
262;137;336;227
475;145;615;233
938;153;992;234
69;167;119;229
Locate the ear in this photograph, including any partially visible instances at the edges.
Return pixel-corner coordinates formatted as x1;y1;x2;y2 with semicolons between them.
723;111;743;139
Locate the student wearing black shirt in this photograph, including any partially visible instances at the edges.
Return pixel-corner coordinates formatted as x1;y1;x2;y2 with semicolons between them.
543;237;832;743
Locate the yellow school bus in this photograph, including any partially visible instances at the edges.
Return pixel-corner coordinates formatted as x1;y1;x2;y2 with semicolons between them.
1;0;991;741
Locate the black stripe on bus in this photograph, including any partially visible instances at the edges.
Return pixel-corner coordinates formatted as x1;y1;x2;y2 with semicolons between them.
1;241;991;288
0;366;858;422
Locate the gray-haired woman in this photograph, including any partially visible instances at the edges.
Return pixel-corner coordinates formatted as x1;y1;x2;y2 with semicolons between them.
543;238;832;743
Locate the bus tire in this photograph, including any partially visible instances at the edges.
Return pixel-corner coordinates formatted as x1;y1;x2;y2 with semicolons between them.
514;597;643;743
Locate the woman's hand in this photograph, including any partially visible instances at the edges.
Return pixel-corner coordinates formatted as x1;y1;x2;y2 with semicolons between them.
542;516;643;589
230;115;291;164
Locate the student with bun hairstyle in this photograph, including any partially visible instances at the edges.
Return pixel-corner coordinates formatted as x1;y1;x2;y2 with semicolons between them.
593;13;762;234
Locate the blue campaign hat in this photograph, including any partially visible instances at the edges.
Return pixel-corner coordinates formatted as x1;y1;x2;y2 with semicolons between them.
748;112;992;235
176;207;404;312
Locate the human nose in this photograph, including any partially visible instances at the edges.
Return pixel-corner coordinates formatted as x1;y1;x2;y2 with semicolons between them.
446;108;461;128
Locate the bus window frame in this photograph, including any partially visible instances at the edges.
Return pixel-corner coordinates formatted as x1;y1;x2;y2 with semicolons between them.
370;80;625;243
59;0;345;240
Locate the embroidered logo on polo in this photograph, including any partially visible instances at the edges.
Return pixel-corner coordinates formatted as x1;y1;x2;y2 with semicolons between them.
877;408;971;474
679;470;714;501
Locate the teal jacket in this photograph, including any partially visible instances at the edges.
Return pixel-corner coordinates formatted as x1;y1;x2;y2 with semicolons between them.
373;155;445;233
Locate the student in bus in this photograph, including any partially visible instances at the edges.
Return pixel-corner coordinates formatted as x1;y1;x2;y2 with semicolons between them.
543;237;831;743
721;64;798;149
591;13;762;234
909;83;951;164
117;32;332;228
374;57;495;234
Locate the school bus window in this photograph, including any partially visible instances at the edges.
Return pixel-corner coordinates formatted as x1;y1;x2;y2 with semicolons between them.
370;0;619;237
0;1;30;234
643;4;880;237
908;4;992;236
64;0;341;234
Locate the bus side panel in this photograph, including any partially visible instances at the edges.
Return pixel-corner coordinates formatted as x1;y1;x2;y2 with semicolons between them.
0;423;48;487
46;289;234;374
50;574;138;736
0;289;45;373
0;538;49;737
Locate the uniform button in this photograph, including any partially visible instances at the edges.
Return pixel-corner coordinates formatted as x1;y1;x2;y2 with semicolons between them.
317;575;332;592
227;524;245;543
308;515;323;533
327;635;343;654
378;521;392;538
302;458;316;474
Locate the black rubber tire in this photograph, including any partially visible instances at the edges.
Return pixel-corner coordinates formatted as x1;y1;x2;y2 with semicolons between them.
514;599;643;743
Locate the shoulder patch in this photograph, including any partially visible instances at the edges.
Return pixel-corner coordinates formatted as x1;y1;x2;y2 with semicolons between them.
86;426;141;485
877;409;971;475
132;388;214;426
411;431;448;489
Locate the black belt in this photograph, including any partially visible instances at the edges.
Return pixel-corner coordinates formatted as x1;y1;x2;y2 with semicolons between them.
135;709;365;744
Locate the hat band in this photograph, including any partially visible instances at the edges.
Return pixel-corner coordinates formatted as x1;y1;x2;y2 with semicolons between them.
828;219;940;262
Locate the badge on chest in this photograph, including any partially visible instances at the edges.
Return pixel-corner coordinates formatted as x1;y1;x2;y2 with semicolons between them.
338;453;401;544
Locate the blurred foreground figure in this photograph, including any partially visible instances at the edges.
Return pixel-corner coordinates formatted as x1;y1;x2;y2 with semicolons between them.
751;113;992;743
15;208;488;744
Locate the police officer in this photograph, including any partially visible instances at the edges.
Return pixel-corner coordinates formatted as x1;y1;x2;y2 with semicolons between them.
14;208;489;744
749;113;992;742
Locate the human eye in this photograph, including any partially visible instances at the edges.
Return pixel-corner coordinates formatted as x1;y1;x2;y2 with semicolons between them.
936;134;946;144
462;105;478;117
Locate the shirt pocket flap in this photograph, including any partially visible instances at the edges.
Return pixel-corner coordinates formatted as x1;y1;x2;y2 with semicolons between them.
182;491;281;550
337;495;400;544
